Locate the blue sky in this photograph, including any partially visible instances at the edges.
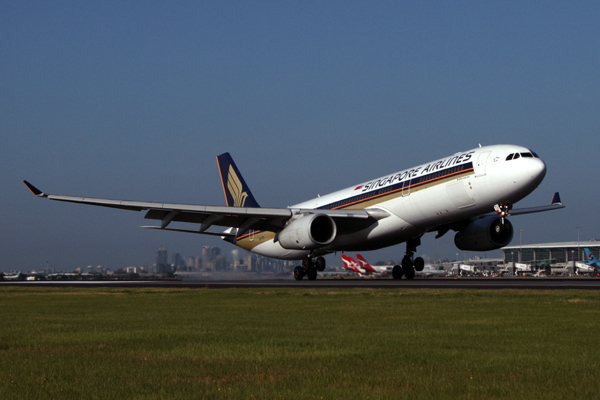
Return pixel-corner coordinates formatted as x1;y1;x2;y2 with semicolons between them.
2;1;599;271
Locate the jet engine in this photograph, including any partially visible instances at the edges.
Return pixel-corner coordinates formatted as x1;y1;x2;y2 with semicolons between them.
278;214;337;250
454;216;513;251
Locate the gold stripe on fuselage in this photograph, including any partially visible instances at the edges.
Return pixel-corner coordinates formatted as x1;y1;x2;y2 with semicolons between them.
235;231;276;251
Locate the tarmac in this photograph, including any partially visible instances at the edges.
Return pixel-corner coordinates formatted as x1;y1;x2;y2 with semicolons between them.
2;277;600;290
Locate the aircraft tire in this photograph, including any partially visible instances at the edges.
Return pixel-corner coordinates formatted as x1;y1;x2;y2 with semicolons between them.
392;265;404;280
293;266;305;281
403;264;416;279
306;268;318;280
302;258;313;272
315;256;326;272
414;257;425;272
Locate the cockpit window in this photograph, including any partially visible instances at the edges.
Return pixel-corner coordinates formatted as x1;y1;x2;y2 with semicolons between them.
506;151;540;161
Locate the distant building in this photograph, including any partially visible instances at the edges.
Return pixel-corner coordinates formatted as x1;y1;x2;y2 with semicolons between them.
156;248;168;265
171;252;185;271
502;240;600;267
154;247;171;274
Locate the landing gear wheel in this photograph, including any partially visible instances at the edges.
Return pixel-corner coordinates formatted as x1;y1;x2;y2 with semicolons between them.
403;264;415;279
293;266;305;281
402;256;415;279
414;257;425;272
302;258;314;272
306;268;318;280
392;265;404;280
315;257;326;272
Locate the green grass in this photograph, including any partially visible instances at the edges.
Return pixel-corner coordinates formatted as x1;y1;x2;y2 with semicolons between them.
1;287;599;399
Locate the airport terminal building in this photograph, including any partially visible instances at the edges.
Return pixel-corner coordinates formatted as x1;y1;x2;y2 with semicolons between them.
501;240;600;268
438;240;600;276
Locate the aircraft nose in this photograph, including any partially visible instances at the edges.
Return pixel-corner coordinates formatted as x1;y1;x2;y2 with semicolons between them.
527;157;547;186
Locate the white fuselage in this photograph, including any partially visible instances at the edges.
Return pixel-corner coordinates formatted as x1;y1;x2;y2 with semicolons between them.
246;144;546;260
575;262;595;273
417;265;447;277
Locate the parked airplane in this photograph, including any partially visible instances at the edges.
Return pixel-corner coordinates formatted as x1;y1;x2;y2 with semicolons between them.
584;248;600;268
417;264;447;278
356;254;390;275
341;255;366;276
24;144;564;281
575;262;595;274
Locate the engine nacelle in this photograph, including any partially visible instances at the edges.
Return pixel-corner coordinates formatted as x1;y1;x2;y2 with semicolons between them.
454;216;513;251
278;214;337;250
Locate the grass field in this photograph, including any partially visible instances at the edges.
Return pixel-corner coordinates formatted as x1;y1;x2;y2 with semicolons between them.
1;287;599;399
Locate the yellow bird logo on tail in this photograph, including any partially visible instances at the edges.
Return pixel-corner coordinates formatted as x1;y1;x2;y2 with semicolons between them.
227;165;248;207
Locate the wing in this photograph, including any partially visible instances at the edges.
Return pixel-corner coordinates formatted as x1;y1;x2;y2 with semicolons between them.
23;181;389;238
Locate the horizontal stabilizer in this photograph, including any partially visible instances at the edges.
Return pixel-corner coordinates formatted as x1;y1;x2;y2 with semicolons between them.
510;192;565;216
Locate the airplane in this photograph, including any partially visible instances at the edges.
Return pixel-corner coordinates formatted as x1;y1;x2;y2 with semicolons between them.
341;255;366;276
23;144;564;281
417;264;447;278
575;261;595;274
355;254;390;275
584;248;600;268
575;248;600;274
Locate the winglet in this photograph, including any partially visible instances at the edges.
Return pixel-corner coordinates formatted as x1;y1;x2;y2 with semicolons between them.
23;181;47;197
550;192;562;205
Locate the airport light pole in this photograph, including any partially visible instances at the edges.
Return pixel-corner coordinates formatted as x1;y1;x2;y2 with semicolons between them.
519;229;523;263
511;252;514;276
456;253;459;276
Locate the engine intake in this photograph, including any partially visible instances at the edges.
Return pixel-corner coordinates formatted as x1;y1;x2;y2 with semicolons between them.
454;216;513;251
278;214;337;250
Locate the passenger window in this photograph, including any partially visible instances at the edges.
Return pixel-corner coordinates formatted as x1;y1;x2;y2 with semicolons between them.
513;153;520;159
506;154;514;161
521;152;533;158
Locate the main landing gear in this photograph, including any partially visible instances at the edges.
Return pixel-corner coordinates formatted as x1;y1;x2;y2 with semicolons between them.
392;237;425;280
293;256;326;281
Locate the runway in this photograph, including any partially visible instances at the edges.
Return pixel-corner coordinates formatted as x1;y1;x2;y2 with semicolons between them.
2;278;600;290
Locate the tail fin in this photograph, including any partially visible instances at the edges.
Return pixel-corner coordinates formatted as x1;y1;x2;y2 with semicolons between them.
584;248;599;266
356;254;377;273
341;255;361;273
216;153;260;208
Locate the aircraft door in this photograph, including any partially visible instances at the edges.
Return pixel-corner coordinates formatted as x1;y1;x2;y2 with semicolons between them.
475;151;490;177
402;179;411;196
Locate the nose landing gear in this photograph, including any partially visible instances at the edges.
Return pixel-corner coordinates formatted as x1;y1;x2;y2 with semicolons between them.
494;203;512;224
